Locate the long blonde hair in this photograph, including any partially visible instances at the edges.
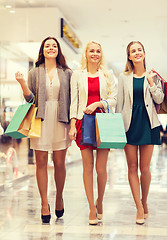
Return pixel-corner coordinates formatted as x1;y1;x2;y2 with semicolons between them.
124;41;146;74
81;41;111;93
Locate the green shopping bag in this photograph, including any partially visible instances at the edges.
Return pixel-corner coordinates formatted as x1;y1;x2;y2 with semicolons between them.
95;113;127;149
5;102;34;139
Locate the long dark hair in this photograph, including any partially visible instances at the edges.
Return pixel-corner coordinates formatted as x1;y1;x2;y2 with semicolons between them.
124;41;146;74
35;36;69;69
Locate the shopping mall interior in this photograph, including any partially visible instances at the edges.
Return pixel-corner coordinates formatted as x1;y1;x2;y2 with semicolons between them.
0;0;167;239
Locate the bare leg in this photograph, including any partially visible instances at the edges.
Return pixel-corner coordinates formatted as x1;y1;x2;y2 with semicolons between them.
139;145;154;215
53;149;67;210
124;144;144;220
81;148;96;220
95;149;109;214
35;150;49;215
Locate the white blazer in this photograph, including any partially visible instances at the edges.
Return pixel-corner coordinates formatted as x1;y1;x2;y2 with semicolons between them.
115;72;164;132
70;69;117;120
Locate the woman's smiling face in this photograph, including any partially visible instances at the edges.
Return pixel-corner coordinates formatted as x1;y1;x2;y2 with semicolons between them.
128;42;145;64
43;39;58;59
86;42;102;65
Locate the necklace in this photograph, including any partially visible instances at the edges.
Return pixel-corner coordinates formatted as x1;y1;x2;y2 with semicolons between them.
46;67;57;86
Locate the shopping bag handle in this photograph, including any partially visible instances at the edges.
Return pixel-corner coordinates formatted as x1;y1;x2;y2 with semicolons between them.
102;100;110;113
151;69;166;82
28;96;35;104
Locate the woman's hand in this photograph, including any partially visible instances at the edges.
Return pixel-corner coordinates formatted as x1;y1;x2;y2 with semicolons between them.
147;70;156;87
15;71;32;96
83;102;101;114
15;71;26;85
69;126;77;141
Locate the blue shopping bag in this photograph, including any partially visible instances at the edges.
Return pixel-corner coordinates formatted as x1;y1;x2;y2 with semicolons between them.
80;114;97;147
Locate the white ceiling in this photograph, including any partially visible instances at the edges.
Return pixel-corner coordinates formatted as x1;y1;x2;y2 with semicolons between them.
1;0;167;77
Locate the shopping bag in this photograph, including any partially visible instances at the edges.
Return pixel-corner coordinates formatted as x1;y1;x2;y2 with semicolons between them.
158;95;167;114
27;107;41;138
157;80;167;113
80;114;97;147
152;70;167;114
5;102;34;139
95;113;127;149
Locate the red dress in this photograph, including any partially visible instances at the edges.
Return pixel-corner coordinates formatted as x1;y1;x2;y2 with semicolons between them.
75;77;100;150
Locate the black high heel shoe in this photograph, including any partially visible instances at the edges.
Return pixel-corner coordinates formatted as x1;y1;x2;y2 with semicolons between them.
41;204;51;224
55;199;64;218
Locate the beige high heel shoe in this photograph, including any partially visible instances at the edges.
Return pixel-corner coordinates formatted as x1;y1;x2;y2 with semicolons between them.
144;213;148;219
136;209;145;225
89;218;98;225
141;200;149;219
95;200;103;221
89;209;98;225
136;218;145;225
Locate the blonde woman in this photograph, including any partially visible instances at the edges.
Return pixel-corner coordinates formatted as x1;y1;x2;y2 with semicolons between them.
116;41;164;224
69;41;117;225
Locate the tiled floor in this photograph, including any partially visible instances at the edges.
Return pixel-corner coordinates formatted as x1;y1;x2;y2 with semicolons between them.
0;144;167;240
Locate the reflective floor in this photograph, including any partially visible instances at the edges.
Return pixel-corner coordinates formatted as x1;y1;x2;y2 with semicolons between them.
0;144;167;240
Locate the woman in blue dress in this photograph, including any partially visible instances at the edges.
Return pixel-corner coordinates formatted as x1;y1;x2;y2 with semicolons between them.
116;41;164;225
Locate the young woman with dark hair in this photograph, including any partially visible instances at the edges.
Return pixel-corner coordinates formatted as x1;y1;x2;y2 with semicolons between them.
15;36;72;224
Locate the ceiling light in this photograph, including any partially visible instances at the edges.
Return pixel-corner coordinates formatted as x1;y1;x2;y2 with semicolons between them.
9;9;15;13
5;5;12;8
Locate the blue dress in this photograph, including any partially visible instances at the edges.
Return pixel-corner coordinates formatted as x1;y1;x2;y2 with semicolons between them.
126;77;161;145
